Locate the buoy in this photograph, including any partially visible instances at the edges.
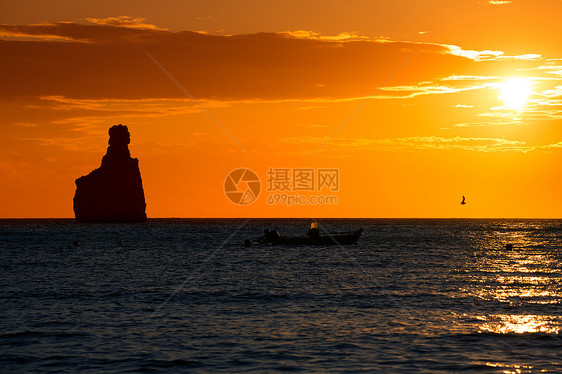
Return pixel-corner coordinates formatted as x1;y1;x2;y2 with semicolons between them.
118;240;123;246
506;243;513;250
244;239;252;247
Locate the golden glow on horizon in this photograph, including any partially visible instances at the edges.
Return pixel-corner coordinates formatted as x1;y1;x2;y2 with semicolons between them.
499;77;533;110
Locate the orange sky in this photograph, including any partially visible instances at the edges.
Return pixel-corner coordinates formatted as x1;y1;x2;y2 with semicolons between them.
1;0;562;218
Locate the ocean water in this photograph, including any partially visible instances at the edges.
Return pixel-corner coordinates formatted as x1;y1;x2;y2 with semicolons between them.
1;219;561;373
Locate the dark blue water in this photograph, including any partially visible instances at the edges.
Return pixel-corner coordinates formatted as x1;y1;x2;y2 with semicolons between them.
1;219;561;373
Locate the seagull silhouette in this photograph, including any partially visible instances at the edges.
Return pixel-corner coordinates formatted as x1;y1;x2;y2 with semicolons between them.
461;196;466;205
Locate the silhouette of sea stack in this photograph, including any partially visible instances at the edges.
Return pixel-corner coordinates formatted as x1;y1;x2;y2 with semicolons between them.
73;124;147;223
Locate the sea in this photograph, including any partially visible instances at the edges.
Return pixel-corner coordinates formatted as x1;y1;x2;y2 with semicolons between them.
1;219;561;373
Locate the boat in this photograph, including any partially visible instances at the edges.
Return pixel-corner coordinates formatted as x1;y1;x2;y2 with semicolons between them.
275;229;363;245
246;222;363;246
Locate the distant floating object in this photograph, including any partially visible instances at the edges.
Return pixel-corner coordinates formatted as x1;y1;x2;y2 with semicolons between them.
506;243;513;250
461;196;466;205
73;240;80;247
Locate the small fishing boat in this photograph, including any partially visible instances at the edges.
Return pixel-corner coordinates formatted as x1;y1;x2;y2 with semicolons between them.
246;222;363;247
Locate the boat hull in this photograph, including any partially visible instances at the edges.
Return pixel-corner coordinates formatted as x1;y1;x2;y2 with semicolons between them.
275;229;362;246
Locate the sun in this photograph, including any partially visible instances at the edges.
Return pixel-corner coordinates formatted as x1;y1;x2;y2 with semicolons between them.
499;77;532;110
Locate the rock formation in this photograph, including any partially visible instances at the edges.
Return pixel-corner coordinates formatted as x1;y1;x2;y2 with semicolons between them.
73;124;147;223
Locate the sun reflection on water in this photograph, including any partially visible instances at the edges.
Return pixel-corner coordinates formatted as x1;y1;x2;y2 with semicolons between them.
460;221;562;340
484;361;538;374
479;314;561;334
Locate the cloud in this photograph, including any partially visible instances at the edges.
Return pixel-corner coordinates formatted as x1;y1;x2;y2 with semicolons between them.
280;30;373;42
0;20;557;105
441;75;499;81
377;83;486;99
453;120;521;127
281;135;562;154
447;45;541;61
448;47;504;61
85;16;163;30
488;1;512;5
377;136;529;152
38;95;231;115
0;21;168;43
538;86;562;98
0;20;517;101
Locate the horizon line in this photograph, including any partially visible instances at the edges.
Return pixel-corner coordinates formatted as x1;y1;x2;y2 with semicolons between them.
1;217;562;220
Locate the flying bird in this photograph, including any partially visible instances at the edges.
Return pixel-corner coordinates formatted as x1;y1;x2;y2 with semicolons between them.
461;196;466;205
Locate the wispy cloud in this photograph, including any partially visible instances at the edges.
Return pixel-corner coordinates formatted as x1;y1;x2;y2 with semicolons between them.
376;136;530;152
38;95;231;114
453;120;521;127
441;75;500;81
488;0;512;5
279;135;562;154
377;83;487;99
85;16;164;30
447;45;540;61
280;30;374;41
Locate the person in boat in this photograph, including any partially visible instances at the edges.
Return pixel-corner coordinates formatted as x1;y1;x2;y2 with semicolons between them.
308;222;320;239
262;229;281;243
